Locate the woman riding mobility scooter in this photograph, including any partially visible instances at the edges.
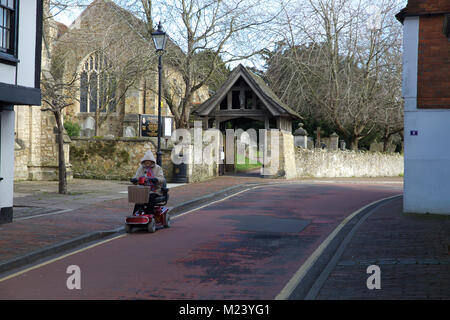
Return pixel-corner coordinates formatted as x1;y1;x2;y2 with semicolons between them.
125;150;170;233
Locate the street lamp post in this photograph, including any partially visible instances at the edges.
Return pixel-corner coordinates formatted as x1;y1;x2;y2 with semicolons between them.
151;22;168;167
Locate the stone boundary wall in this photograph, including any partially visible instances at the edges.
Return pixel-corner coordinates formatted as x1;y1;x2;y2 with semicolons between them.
70;137;173;181
14;105;72;181
188;161;218;183
69;134;403;182
70;136;219;183
171;140;219;184
189;149;219;184
295;148;404;178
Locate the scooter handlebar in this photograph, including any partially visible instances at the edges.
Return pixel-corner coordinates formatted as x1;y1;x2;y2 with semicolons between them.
130;177;158;186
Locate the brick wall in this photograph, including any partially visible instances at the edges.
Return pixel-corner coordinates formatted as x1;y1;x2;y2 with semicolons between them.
417;15;450;109
406;0;450;14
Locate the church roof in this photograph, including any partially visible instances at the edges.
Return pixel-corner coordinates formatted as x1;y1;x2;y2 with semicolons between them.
67;0;147;34
55;22;68;39
193;64;301;119
59;0;183;61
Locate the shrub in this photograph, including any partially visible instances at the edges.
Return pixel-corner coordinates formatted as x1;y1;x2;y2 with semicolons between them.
64;120;81;137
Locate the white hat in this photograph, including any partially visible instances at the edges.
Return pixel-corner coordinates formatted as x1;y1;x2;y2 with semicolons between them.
140;150;156;164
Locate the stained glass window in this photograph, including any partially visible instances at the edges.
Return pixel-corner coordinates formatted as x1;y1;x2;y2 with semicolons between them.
79;52;116;113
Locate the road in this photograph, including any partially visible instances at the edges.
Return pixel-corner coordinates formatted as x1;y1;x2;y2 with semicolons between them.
0;182;402;299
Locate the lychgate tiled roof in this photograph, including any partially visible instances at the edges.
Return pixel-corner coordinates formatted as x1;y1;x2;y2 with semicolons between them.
193;64;301;119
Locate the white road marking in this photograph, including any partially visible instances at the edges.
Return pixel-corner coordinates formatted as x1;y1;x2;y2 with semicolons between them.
172;186;261;219
13;209;74;221
0;234;126;283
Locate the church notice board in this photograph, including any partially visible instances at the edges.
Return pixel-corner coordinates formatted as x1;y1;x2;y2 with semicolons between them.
140;115;174;137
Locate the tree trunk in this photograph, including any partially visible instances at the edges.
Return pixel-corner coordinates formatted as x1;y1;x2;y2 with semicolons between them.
350;136;360;151
383;127;404;153
382;128;391;153
54;110;67;194
175;114;189;129
116;83;126;137
95;110;100;137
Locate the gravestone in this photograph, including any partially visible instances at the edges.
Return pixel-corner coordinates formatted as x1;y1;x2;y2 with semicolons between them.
330;132;339;150
307;137;314;149
82;116;95;137
293;123;308;148
123;126;136;138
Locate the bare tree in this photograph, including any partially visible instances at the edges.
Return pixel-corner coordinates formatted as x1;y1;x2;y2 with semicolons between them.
39;0;78;194
40;77;75;194
266;0;404;150
372;25;404;152
115;0;282;128
40;26;74;195
41;0;152;192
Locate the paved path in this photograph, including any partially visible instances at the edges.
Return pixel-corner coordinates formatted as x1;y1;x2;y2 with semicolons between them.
315;196;450;300
0;182;406;299
3;176;448;300
1;176;267;266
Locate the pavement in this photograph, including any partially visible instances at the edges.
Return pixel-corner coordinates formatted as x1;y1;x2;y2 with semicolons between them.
0;175;449;299
313;196;450;299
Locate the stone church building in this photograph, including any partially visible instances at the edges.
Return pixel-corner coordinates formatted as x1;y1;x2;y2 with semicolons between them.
14;0;208;181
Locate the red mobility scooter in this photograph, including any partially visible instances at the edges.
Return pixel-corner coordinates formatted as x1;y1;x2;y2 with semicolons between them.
125;177;170;233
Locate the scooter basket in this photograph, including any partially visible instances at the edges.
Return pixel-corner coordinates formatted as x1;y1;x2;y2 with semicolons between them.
128;185;151;204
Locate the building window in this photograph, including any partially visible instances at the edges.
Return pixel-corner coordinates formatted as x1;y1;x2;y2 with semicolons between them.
0;0;16;55
220;97;227;110
245;90;253;109
79;52;116;113
232;91;240;109
444;14;450;41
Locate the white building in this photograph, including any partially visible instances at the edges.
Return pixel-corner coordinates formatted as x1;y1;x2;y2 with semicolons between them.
0;0;43;223
397;1;450;215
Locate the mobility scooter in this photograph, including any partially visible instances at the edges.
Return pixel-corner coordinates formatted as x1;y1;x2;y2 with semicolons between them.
125;176;170;233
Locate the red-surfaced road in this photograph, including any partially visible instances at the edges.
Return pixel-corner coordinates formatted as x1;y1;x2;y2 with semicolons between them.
0;182;402;299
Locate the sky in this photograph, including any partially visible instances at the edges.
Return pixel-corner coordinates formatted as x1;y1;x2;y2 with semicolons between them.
51;0;408;26
51;7;81;26
50;0;278;69
51;0;408;70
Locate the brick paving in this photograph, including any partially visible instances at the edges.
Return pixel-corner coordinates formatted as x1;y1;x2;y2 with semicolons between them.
315;197;450;300
164;175;267;205
0;180;403;300
0;176;269;266
7;176;449;300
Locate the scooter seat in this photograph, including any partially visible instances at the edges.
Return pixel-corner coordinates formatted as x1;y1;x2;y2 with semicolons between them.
153;185;169;205
153;195;167;204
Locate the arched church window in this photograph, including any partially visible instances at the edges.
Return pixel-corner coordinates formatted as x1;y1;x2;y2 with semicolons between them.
79;52;116;113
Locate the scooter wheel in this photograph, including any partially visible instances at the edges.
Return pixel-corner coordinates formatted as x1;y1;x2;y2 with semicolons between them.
147;219;156;233
164;212;171;228
125;224;133;233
